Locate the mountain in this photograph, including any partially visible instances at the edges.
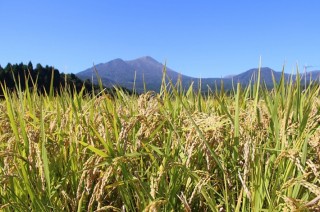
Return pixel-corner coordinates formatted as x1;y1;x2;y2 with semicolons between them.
77;56;202;92
231;67;294;86
304;70;320;82
76;56;320;93
76;58;134;88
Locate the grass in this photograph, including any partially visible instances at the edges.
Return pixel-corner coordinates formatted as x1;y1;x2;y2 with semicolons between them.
0;68;319;211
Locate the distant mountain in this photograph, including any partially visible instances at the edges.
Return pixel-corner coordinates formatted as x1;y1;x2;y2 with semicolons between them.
76;56;320;93
231;67;294;86
77;56;201;92
304;70;320;82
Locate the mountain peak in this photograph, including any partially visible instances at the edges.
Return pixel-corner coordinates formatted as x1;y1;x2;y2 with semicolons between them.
246;67;273;72
135;56;159;63
109;58;125;63
77;56;187;93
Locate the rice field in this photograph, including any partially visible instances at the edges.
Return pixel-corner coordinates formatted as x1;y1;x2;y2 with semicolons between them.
0;70;320;211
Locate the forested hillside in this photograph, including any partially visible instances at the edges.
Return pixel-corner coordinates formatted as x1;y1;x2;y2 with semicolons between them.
0;62;97;96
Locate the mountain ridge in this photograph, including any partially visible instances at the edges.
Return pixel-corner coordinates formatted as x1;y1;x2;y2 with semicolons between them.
76;56;320;93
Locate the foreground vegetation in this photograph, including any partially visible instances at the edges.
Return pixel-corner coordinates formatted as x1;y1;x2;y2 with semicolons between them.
0;68;319;211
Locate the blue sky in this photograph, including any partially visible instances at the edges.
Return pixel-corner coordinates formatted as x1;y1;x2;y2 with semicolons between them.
0;1;319;78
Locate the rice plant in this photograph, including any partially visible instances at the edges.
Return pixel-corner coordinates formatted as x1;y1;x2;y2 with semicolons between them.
0;68;319;211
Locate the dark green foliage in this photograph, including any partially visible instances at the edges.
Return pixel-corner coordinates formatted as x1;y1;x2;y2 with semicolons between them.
0;62;129;97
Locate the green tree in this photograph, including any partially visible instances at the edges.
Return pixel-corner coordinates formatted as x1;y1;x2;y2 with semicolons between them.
27;61;33;71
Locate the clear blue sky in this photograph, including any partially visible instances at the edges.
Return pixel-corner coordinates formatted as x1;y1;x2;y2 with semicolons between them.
0;1;319;78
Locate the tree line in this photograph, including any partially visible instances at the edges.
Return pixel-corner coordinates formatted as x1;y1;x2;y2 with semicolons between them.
0;62;130;97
